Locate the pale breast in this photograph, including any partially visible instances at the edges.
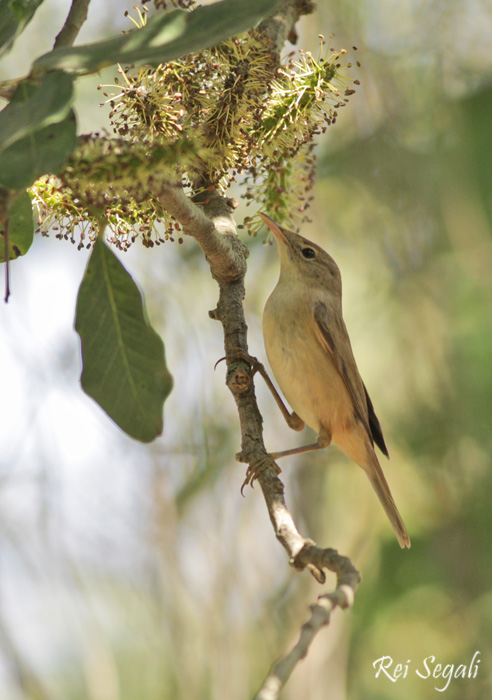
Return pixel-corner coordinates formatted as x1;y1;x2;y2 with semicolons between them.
263;287;354;435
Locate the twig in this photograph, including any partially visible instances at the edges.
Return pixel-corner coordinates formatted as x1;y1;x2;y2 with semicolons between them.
3;214;10;303
1;194;11;302
53;0;92;49
254;572;358;700
259;0;316;51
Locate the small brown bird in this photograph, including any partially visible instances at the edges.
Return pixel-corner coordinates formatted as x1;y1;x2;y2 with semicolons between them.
260;213;410;548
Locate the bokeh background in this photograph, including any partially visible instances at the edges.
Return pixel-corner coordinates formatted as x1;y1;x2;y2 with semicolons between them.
1;1;492;698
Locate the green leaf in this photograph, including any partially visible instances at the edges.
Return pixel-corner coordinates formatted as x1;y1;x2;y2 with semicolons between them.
0;190;34;261
75;238;173;443
0;71;74;153
0;109;77;189
33;0;279;74
0;0;45;57
0;71;76;190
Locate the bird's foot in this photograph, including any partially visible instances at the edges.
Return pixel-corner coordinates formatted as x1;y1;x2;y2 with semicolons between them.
236;451;281;493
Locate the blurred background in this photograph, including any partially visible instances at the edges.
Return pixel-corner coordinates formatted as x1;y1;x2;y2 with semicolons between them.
1;1;492;698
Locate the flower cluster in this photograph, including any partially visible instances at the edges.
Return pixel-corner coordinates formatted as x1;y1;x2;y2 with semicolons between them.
104;28;278;190
244;40;360;233
32;5;359;248
31;136;189;250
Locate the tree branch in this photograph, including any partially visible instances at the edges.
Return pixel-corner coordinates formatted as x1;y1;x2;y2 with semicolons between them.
53;0;91;49
153;183;362;694
152;185;248;284
259;0;316;51
153;181;361;582
254;560;358;700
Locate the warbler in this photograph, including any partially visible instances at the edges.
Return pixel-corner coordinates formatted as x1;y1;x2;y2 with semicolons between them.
260;213;410;548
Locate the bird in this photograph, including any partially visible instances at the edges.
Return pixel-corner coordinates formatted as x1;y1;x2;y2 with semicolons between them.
259;212;410;548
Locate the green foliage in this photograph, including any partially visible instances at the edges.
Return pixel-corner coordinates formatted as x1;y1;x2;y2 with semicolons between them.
0;70;77;189
0;190;33;260
0;70;74;152
0;0;45;57
0;110;77;190
75;237;173;442
33;0;279;74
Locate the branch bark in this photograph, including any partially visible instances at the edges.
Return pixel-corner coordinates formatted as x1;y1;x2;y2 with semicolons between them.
259;0;316;50
53;0;91;49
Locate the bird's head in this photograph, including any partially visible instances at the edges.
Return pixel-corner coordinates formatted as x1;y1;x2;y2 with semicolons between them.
259;213;341;294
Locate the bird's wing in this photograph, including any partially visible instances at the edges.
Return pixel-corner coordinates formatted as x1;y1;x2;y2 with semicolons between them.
362;382;389;457
313;300;388;456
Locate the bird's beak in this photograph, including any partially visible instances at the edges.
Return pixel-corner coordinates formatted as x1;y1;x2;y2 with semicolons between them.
259;213;287;243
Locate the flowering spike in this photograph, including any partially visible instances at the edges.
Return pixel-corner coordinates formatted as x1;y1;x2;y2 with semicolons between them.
31;18;359;248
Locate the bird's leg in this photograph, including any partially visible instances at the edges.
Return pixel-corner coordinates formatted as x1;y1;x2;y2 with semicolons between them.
227;348;305;432
269;442;324;459
236;405;330;490
269;427;332;460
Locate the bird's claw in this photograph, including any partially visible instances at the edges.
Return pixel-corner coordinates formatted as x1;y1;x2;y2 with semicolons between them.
227;347;265;375
214;348;263;374
239;455;281;494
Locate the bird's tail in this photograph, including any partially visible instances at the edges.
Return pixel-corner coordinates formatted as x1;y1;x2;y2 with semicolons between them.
365;452;411;548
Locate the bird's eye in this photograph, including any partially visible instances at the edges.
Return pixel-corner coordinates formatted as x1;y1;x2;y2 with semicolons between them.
302;247;316;259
